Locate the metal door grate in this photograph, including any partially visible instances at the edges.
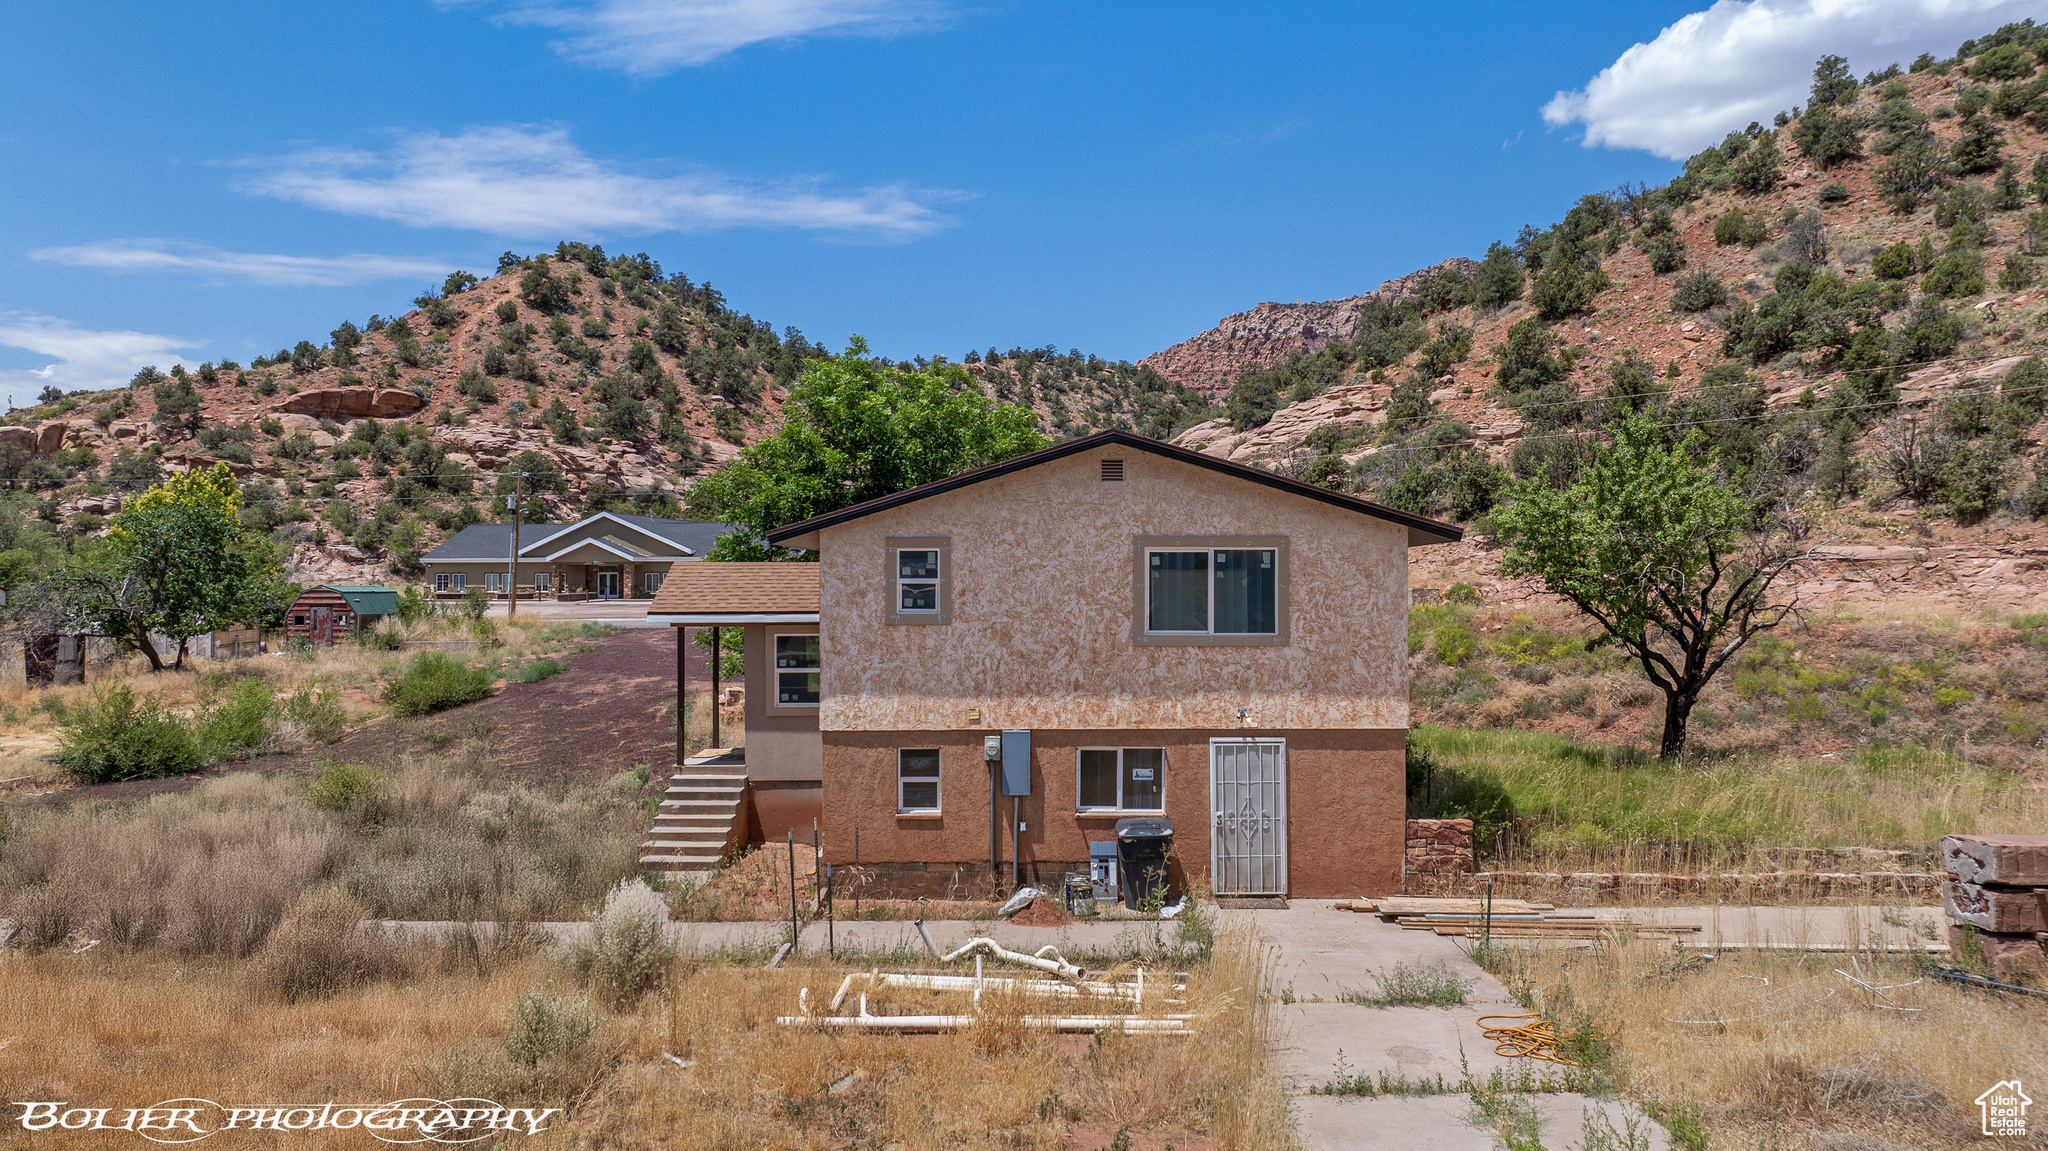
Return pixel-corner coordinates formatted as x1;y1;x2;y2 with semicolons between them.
1210;739;1287;895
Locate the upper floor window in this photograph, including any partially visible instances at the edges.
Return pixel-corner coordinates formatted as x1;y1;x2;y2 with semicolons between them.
1147;548;1277;634
896;549;939;613
885;537;951;625
1131;536;1288;647
775;634;821;706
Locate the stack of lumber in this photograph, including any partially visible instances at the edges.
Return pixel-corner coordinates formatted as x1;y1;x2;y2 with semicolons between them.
1942;834;2048;981
1333;897;1701;940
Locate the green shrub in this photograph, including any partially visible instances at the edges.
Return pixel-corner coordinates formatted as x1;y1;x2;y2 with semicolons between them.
1669;270;1727;313
1873;242;1917;279
2000;255;2038;291
517;659;566;683
1444;582;1480;605
1818;181;1849;203
504;989;597;1067
1647;232;1685;274
56;684;202;782
382;652;494;716
194;678;275;760
1922;248;1987;298
309;760;384;810
1435;618;1478;665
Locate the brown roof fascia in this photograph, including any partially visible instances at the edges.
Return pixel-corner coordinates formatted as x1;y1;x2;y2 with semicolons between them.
765;429;1463;548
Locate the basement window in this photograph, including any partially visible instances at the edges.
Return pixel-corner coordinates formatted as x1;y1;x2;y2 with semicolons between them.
898;749;941;813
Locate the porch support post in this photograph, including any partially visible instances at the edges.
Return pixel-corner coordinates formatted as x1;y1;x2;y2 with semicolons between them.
684;622;700;765
710;625;722;750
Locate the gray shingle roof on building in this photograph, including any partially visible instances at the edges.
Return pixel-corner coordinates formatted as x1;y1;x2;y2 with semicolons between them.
419;523;563;563
419;516;735;565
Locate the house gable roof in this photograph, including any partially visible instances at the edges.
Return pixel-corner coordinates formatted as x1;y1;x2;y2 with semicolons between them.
645;562;821;625
420;515;735;565
764;430;1463;549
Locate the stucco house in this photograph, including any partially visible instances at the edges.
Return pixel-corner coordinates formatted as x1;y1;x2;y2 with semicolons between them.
647;430;1458;898
419;513;732;599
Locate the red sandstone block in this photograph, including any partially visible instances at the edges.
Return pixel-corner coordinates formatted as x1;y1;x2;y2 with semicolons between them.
1947;881;2048;933
1942;834;2048;887
1949;923;2048;982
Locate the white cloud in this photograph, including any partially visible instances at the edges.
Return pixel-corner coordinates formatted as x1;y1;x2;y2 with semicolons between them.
1542;0;2045;160
0;315;198;396
458;0;946;75
30;240;455;287
245;124;950;240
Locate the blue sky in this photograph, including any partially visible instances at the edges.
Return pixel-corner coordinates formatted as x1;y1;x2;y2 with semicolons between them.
3;0;2039;395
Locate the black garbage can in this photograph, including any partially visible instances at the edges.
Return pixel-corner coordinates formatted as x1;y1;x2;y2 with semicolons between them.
1114;816;1174;909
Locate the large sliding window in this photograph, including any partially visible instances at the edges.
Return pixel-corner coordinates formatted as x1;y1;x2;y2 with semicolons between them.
1077;748;1165;812
1145;548;1277;635
774;634;821;706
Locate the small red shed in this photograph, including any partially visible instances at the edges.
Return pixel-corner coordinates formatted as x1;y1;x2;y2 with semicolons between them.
284;584;400;645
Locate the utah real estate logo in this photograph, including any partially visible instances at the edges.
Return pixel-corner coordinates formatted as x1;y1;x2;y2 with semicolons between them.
1978;1080;2031;1138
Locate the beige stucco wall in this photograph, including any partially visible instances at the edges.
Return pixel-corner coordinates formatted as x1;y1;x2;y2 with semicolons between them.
815;446;1410;732
742;623;822;782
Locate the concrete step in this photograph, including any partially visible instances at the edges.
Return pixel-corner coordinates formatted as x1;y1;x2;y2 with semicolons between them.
639;853;724;867
660;798;741;810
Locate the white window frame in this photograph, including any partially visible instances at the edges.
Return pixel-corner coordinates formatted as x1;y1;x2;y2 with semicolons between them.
484;571;504;593
897;748;941;813
885;536;951;625
450;573;467;592
643;571;664;595
435;573;451;592
1075;747;1166;813
534;571;550;592
771;631;821;710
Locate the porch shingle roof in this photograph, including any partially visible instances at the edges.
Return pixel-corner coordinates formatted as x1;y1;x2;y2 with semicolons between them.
646;562;820;622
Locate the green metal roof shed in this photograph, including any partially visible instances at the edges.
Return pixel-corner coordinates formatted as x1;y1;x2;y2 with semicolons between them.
320;585;400;616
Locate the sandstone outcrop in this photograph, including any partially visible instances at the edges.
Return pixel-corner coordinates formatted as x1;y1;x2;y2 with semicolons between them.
274;388;427;419
1139;257;1481;399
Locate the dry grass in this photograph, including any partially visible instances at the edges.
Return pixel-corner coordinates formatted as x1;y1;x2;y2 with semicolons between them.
1484;931;2048;1150
573;921;1291;1151
0;945;610;1147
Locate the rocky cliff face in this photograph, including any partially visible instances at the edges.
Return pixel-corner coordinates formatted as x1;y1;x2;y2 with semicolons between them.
1137;257;1481;399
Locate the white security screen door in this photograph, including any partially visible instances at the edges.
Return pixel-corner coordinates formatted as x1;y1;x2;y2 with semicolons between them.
1210;738;1287;895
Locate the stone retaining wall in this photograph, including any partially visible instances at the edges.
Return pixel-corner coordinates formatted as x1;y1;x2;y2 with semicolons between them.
1406;869;1944;905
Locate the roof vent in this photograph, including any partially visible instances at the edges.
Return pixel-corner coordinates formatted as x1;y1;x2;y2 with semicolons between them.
1100;458;1125;482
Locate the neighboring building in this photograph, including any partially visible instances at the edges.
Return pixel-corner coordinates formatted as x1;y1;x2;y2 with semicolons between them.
418;513;733;599
647;430;1459;899
285;585;399;644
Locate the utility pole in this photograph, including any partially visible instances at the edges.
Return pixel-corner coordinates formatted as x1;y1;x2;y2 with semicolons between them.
506;472;522;620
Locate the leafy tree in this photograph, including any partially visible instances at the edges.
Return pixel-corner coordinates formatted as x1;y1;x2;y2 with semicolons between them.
1872;242;1916;279
1810;54;1859;106
1922;247;1987;297
1528;242;1607;321
1647;232;1686;274
1494;413;1809;758
1729;131;1783;193
151;372;203;434
1791;103;1862;167
1495;319;1579;397
1469;242;1525;309
520;264;575;313
443;270;479;297
1951;113;2005;173
686;337;1047;559
29;465;282;670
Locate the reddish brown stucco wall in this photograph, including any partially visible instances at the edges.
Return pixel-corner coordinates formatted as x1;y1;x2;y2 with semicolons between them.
820;728;1402;898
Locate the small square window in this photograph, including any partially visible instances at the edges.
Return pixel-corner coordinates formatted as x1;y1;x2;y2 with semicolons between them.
897;549;939;613
886;538;950;625
775;634;821;706
643;571;664;594
898;749;941;812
